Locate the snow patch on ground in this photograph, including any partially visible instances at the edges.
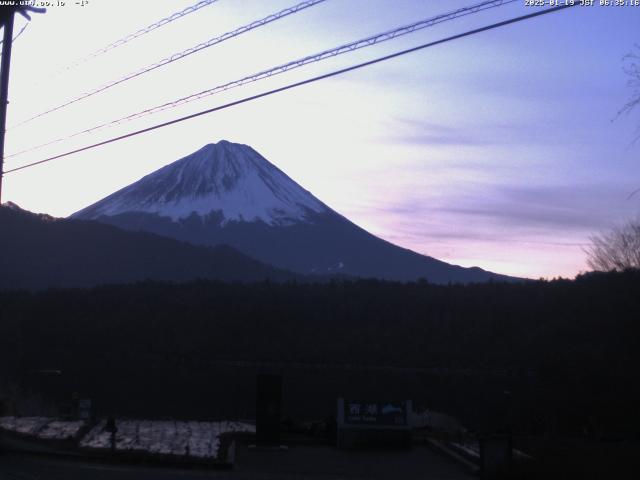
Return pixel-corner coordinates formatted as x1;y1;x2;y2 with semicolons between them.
80;419;255;459
451;441;480;458
37;420;85;440
0;417;84;439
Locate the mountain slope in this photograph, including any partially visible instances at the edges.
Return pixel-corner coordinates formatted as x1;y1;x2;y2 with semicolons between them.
73;140;516;283
75;141;327;226
0;203;297;290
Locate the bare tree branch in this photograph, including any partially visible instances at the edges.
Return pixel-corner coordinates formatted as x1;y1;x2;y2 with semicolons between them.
617;44;640;144
585;219;640;271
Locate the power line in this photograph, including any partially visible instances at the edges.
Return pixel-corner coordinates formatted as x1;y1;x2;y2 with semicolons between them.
0;20;29;46
6;0;518;160
61;0;221;72
0;23;26;69
4;4;577;175
11;0;328;129
11;21;28;42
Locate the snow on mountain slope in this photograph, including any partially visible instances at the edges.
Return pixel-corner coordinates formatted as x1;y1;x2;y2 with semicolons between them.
73;140;327;226
72;140;517;283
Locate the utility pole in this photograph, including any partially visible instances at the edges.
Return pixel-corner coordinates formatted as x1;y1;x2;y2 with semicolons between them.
0;4;45;204
0;8;15;204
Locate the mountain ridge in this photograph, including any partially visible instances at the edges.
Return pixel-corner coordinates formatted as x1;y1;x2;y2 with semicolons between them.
72;140;518;284
0;203;300;290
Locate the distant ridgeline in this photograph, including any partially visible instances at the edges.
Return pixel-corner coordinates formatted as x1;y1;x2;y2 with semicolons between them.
0;202;299;289
0;270;638;437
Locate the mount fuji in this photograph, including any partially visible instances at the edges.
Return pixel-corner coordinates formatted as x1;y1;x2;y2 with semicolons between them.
72;140;513;283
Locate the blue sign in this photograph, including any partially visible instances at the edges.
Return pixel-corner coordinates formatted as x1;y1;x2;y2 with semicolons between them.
344;401;408;426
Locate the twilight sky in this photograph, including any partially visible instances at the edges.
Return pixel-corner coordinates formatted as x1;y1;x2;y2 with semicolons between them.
2;0;639;279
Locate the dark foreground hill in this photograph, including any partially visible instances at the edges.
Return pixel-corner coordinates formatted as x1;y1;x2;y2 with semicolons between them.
0;203;297;289
0;270;638;440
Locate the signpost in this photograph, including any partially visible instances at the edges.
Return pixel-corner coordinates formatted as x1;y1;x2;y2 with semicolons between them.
255;374;282;447
480;434;513;480
337;398;412;449
78;398;92;421
343;400;408;426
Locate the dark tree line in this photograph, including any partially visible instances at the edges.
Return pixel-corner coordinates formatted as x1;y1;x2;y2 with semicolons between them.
1;271;639;436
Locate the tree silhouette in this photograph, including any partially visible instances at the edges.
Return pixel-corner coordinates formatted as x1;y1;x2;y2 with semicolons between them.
586;219;640;271
619;44;640;142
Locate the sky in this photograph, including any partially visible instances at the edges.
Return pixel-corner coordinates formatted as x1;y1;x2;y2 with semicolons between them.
2;0;639;279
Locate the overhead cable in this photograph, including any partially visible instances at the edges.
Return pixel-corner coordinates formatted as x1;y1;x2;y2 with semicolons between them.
6;0;517;159
4;4;578;175
63;0;222;71
11;0;328;129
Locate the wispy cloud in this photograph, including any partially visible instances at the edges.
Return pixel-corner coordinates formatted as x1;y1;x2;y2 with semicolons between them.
344;180;640;278
387;118;492;146
385;183;639;237
441;184;637;233
380;115;565;151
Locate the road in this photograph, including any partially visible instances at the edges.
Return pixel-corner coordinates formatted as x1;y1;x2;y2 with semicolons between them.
0;444;474;479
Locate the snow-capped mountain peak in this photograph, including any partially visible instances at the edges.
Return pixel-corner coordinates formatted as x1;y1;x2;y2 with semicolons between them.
73;140;327;225
71;140;515;283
